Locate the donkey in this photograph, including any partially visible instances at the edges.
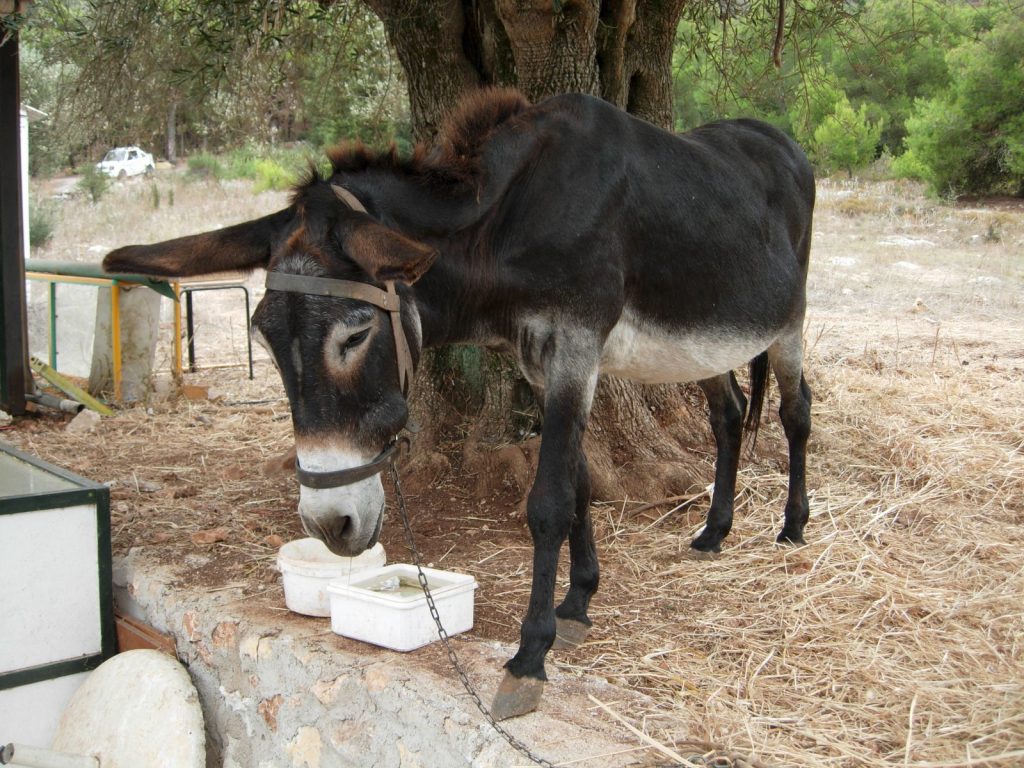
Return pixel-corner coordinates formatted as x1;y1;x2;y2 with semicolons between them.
103;88;814;719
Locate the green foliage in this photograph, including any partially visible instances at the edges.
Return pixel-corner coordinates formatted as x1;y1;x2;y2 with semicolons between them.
670;0;1023;195
29;201;57;249
21;1;407;172
786;68;846;149
18;0;1024;197
673;0;854;133
1;10;28;47
76;166;109;203
186;153;225;181
898;10;1024;196
829;0;969;154
890;147;930;182
184;145;308;192
252;158;294;192
224;149;260;180
811;96;884;176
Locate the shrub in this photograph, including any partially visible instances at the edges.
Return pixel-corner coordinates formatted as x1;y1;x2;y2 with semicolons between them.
77;166;109;203
252;158;295;192
891;147;930;183
225;148;260;179
29;200;57;249
811;96;883;176
899;13;1024;196
186;153;224;180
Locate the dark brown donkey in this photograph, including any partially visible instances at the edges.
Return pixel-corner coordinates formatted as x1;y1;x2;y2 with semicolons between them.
104;88;814;719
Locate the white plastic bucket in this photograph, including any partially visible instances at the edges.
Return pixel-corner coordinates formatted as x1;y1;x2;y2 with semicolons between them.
277;538;386;617
328;564;477;651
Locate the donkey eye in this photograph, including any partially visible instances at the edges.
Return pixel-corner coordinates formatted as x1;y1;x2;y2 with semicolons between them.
340;328;370;355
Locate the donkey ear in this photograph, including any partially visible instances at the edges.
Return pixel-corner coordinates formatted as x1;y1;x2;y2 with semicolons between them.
103;208;294;278
340;220;437;285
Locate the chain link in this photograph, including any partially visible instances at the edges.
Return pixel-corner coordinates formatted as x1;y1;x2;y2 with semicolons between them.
389;464;557;768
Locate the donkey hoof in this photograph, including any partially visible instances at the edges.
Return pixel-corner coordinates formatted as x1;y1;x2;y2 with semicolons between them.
686;546;721;561
688;535;723;558
552;617;591;650
776;531;807;546
690;531;723;554
491;671;544;721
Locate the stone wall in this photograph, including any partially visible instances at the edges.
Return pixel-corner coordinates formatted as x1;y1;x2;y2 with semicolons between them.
112;550;644;767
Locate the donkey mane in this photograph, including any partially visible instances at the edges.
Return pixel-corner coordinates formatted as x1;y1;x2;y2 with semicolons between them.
433;86;531;178
297;87;531;197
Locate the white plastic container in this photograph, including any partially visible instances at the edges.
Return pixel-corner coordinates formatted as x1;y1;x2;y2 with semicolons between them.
327;564;477;652
277;538;386;617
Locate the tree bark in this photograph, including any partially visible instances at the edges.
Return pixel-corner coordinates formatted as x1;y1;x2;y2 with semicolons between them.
166;101;177;164
364;0;720;502
363;1;688;136
363;0;482;142
494;0;601;99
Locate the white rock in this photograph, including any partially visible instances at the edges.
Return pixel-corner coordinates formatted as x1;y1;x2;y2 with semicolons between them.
65;408;101;434
879;236;935;247
893;261;922;271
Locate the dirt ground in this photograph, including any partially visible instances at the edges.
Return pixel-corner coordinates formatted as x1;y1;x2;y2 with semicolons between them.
6;175;1023;767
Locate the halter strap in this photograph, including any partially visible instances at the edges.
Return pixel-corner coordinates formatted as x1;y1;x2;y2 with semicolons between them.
295;438;406;489
265;272;414;397
266;272;397;309
265;272;399;311
267;186;414;489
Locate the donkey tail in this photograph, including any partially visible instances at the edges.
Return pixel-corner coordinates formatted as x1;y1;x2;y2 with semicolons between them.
744;351;771;448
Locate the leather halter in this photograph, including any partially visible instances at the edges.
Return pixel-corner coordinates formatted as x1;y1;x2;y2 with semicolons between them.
294;437;407;489
264;272;413;398
266;185;414;489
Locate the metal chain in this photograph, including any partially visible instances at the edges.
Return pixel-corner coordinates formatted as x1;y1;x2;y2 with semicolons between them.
388;464;557;768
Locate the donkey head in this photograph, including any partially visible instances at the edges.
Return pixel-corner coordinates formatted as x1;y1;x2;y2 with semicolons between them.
103;181;436;555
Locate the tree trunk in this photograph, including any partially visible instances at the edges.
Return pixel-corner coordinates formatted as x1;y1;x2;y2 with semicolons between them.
363;0;481;142
494;0;601;99
365;0;720;502
166;101;177;164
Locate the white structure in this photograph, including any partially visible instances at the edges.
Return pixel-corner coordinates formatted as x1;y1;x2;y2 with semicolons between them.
0;443;115;747
20;104;46;258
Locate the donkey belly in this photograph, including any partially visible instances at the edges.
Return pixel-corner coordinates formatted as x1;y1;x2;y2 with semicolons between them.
600;316;774;385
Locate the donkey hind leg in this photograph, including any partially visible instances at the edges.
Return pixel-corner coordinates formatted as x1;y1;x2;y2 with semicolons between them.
492;352;599;721
769;331;812;545
690;372;748;553
553;453;598;649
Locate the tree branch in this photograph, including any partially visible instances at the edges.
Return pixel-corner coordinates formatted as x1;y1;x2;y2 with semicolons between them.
772;0;786;68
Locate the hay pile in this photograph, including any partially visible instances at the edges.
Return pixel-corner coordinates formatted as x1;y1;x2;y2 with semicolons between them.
540;352;1022;767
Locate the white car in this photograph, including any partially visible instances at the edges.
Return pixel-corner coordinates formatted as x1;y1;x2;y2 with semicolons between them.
96;146;155;178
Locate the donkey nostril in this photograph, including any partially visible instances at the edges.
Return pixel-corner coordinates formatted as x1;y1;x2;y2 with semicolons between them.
318;516;359;556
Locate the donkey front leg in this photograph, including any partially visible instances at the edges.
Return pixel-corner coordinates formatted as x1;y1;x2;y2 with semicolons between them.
492;361;598;721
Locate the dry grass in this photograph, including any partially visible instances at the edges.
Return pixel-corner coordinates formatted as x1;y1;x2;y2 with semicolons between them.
34;174;290;259
517;179;1024;766
11;175;1024;767
537;179;1024;766
553;354;1024;767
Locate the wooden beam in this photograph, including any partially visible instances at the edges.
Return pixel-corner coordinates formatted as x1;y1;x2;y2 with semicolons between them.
0;33;30;415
